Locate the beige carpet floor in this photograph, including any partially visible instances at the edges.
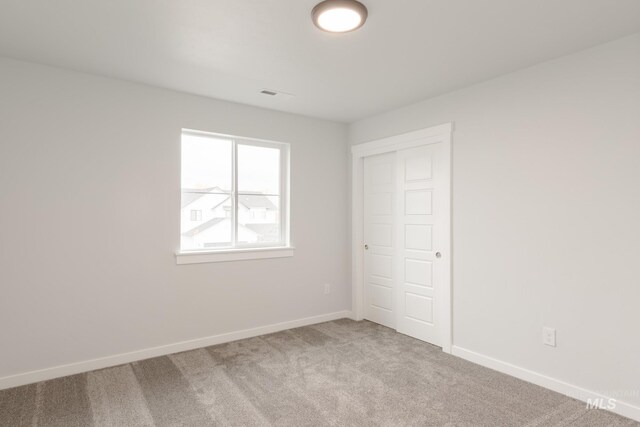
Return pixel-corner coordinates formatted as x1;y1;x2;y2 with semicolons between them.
0;319;637;426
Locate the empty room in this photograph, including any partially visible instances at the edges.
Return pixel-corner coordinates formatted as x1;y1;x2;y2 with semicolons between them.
1;0;639;426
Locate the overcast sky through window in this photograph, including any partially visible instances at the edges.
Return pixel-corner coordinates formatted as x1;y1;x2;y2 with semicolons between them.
181;134;280;195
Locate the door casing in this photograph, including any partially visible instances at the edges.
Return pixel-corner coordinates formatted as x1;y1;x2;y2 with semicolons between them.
351;123;453;353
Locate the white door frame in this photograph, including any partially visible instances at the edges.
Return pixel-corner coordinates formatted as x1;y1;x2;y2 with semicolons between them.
351;123;453;353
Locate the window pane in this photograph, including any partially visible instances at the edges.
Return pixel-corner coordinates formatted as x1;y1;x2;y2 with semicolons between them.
238;195;280;244
181;192;232;250
181;133;232;193
238;144;280;195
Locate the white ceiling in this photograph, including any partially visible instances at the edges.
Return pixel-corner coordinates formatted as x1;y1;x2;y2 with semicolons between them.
1;0;639;122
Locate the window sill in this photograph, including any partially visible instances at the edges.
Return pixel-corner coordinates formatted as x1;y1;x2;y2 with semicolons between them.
175;246;295;265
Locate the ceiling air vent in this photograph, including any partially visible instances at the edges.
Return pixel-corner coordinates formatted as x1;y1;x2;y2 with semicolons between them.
260;89;295;99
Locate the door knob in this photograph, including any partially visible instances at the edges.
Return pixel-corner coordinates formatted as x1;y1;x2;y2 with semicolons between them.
435;252;442;258
364;244;369;250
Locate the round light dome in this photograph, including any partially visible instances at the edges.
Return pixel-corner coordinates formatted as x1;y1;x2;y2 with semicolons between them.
312;0;368;33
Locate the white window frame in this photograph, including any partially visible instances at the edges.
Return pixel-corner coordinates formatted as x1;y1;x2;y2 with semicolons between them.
176;129;293;264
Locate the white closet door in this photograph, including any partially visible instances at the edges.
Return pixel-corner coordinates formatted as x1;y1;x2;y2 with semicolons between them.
363;152;396;328
395;144;447;346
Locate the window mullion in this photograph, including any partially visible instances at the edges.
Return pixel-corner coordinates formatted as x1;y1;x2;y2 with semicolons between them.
232;141;239;248
280;146;286;246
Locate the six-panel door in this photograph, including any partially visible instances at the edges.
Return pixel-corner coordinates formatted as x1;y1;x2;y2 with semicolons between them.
396;144;444;346
363;152;396;328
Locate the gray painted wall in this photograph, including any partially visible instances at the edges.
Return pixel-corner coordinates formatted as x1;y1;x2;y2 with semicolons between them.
0;57;350;378
350;34;640;407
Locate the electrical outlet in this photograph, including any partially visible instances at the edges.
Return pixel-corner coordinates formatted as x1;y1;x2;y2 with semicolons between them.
542;327;556;347
323;283;331;295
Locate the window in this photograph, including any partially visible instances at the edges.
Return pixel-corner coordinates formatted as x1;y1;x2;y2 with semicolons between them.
177;129;291;263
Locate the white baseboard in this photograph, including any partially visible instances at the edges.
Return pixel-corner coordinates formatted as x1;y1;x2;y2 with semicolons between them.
452;346;640;422
0;310;353;391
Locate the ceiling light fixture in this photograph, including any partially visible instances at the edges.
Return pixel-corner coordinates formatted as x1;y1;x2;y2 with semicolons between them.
312;0;368;33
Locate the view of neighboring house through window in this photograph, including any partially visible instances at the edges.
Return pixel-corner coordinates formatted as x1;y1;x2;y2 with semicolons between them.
180;130;289;251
